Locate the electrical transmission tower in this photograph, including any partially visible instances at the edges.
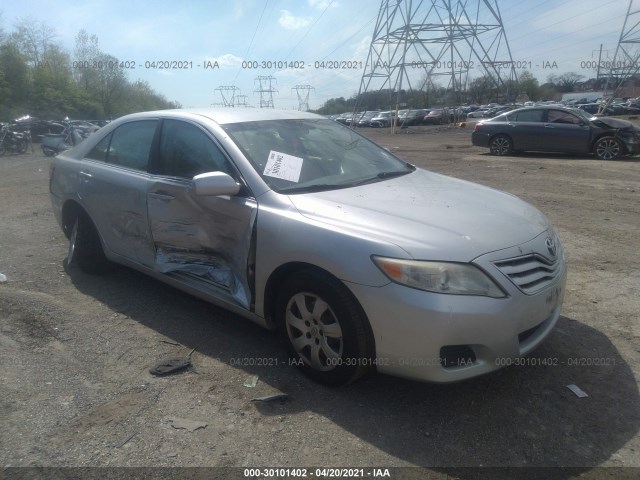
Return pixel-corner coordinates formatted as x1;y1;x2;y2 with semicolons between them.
215;86;241;107
599;0;640;112
292;85;314;111
254;76;278;108
235;95;249;107
357;0;517;112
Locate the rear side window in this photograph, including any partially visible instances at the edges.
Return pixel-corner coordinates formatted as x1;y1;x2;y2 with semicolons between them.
514;110;544;122
106;120;158;170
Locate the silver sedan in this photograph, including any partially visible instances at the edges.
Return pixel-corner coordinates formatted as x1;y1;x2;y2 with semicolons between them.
50;108;567;385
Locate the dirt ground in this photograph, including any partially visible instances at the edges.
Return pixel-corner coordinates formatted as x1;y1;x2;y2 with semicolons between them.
0;123;639;480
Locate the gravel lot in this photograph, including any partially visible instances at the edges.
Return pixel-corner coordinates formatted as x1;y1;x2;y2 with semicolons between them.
1;124;639;480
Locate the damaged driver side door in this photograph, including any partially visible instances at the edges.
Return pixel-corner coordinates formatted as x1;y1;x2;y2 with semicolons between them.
147;119;257;310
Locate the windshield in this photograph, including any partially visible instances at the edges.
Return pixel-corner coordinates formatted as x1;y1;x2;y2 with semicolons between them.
222;118;414;193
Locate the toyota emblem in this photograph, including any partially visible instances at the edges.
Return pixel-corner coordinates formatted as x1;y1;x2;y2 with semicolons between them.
545;236;557;257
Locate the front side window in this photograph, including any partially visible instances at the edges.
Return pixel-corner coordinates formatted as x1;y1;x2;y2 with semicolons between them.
156;120;233;178
223;118;414;193
85;133;111;161
107;120;157;170
548;110;582;124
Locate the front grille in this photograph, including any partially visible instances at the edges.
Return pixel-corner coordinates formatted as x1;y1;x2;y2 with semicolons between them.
493;253;561;294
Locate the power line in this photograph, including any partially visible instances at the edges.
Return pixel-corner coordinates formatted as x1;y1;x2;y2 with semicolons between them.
233;0;270;84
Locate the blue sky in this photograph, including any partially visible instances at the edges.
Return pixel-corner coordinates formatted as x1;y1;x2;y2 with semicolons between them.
0;0;635;109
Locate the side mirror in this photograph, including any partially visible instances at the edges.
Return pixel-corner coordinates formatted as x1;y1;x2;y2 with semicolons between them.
193;171;240;196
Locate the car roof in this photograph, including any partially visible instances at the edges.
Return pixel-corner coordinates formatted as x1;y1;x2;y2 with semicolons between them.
498;105;587;115
116;108;323;125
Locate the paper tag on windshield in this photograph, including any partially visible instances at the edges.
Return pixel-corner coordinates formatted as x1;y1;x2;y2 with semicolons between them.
264;151;303;183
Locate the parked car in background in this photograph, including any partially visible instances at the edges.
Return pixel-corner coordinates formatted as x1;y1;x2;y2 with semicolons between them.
334;113;352;125
423;108;448;124
472;106;640;160
398;109;429;126
51;108;567;385
467;110;488;118
370;111;394;127
483;106;513;118
356;111;380;127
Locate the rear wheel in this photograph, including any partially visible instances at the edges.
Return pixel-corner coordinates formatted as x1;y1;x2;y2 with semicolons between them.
67;211;112;274
489;134;513;156
593;136;622;160
277;270;374;386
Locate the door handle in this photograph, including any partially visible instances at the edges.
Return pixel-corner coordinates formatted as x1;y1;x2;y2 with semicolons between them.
544;124;555;128
148;192;175;201
79;171;92;183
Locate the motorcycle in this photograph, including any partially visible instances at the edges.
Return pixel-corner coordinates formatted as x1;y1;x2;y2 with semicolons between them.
0;123;29;156
41;120;84;157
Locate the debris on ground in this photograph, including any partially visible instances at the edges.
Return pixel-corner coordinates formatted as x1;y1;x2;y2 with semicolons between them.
566;384;589;398
250;393;289;403
243;375;259;388
168;417;208;432
149;348;196;376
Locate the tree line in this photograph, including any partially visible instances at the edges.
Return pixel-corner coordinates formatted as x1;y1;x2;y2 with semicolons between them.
313;70;588;115
0;15;180;121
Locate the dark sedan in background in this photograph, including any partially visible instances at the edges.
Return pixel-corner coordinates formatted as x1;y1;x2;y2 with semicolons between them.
472;106;640;160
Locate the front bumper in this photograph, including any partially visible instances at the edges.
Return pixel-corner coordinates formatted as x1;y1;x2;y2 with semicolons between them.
347;234;567;383
617;131;640;156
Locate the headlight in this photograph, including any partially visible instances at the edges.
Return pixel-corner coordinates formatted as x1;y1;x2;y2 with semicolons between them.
372;257;506;298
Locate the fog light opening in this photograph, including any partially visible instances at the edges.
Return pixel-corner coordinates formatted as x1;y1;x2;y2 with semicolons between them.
440;345;477;369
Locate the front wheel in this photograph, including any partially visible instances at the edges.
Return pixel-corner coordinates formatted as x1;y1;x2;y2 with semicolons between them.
489;134;513;156
593;136;622;160
277;270;375;386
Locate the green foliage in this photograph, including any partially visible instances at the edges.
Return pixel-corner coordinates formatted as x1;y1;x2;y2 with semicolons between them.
0;21;180;121
313;69;558;113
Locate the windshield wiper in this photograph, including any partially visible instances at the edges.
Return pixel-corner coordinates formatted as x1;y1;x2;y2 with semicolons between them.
278;165;415;194
376;169;414;179
278;183;352;194
350;167;415;186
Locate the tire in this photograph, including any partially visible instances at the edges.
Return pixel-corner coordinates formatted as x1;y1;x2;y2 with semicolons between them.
489;134;513;156
277;270;375;386
67;211;112;274
593;136;622;160
43;147;56;157
17;139;28;154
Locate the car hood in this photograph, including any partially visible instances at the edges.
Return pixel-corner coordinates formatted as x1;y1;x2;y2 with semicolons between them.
286;169;549;262
591;116;638;130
